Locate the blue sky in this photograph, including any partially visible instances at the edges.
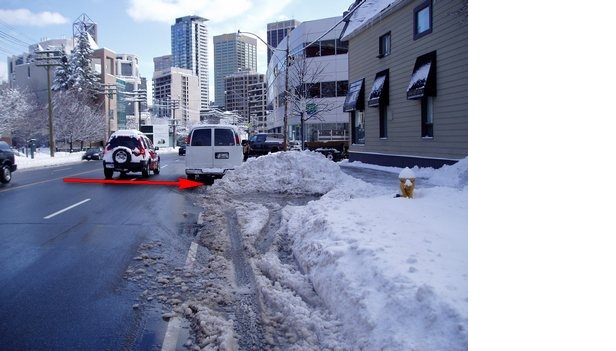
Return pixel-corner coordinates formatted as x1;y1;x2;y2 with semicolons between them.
0;0;352;98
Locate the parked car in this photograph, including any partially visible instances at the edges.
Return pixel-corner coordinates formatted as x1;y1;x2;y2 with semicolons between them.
82;147;102;160
185;125;244;181
102;130;160;179
248;133;284;156
0;141;17;184
178;144;186;156
288;140;302;151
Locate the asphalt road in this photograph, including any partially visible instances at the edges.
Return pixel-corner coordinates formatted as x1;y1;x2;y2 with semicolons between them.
0;152;202;350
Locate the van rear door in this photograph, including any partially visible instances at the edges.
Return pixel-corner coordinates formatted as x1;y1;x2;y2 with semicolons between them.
186;127;212;169
212;128;243;169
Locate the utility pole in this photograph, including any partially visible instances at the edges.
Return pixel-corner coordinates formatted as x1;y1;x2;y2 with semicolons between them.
124;89;147;131
283;34;290;151
99;84;117;139
169;98;179;148
34;49;64;157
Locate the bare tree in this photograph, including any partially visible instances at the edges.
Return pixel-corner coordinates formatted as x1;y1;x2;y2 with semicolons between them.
52;89;105;150
0;86;45;146
286;56;340;148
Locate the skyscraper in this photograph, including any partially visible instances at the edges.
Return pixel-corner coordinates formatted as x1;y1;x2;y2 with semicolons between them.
266;20;300;64
171;16;209;109
213;33;257;107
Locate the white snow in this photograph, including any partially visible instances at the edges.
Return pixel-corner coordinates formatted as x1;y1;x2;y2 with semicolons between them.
19;148;467;349
213;151;468;350
342;0;402;40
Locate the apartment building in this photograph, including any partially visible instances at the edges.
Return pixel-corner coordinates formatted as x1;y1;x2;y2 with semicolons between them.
341;0;467;168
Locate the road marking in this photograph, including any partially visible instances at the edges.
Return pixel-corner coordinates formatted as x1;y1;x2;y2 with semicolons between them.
161;241;199;351
161;164;168;169
185;242;199;269
51;167;73;173
161;317;181;351
44;198;91;219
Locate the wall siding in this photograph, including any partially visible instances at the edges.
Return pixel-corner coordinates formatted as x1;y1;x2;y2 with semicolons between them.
347;0;468;167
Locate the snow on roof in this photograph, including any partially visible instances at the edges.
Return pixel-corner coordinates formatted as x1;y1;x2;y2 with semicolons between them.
341;0;404;40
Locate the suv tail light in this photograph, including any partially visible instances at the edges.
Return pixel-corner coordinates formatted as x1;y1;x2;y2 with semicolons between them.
186;133;191;145
234;132;240;145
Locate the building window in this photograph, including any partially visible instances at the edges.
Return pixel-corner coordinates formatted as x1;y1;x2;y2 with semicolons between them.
305;42;320;57
307;83;320;98
352;111;365;144
321;40;336;56
336;80;348;97
336;39;349;55
321;81;336;98
378;32;391;58
379;105;388;138
421;96;434;138
414;1;433;39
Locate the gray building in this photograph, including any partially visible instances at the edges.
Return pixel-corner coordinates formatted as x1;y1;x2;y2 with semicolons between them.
213;33;257;107
340;0;467;168
267;20;300;64
171;16;209;110
152;67;200;128
224;69;264;130
153;55;172;72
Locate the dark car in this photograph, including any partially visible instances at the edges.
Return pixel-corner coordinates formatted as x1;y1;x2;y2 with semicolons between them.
82;147;102;160
0;141;17;184
248;133;284;156
178;144;186;156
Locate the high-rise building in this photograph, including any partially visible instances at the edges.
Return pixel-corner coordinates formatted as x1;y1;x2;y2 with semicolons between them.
224;69;264;129
153;55;172;72
152;67;200;128
213;33;257;107
171;16;209;110
266;20;300;64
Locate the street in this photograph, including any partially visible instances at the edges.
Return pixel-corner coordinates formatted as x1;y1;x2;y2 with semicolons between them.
0;153;202;350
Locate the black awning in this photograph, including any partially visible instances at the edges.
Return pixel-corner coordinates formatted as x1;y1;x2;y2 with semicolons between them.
343;78;365;112
407;51;436;100
368;69;389;107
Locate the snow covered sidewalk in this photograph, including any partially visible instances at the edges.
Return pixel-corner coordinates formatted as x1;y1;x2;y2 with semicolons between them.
213;151;468;350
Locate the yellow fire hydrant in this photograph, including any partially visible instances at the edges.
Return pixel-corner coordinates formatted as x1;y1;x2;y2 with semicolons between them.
398;167;416;199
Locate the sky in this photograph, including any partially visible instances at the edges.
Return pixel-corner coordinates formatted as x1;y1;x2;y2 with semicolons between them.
0;0;352;100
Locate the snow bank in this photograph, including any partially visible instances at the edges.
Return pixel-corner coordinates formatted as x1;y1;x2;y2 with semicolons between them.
212;151;468;350
215;151;351;195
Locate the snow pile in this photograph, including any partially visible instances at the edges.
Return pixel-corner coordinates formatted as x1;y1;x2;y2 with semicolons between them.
215;151;349;195
15;149;85;170
213;151;468;350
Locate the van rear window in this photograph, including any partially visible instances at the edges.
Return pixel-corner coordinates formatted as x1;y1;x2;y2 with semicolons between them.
191;129;211;146
215;129;236;146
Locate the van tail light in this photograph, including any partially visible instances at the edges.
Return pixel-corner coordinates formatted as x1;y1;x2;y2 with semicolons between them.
186;134;191;145
235;132;240;145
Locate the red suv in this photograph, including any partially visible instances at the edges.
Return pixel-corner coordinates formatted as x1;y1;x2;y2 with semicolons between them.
102;130;160;179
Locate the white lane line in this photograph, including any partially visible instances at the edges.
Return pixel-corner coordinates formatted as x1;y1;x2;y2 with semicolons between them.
161;164;169;169
51;167;73;173
44;198;91;219
185;242;199;269
161;317;181;351
161;241;199;350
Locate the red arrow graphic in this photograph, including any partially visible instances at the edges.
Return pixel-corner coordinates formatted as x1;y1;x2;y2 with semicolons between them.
63;177;203;190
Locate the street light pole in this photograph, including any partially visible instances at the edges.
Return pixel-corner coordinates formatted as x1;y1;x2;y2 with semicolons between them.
238;29;291;150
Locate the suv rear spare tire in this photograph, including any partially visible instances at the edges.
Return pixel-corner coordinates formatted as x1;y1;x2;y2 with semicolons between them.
113;149;131;164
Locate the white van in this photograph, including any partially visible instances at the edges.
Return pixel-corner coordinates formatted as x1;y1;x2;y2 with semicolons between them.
185;125;244;180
